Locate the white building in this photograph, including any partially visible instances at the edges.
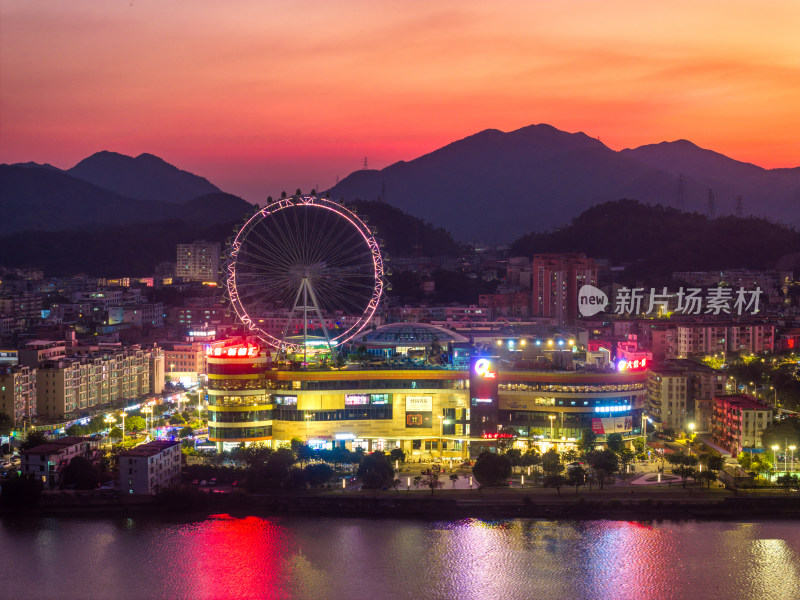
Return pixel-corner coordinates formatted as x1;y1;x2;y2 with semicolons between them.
177;241;220;283
119;440;181;495
646;369;688;431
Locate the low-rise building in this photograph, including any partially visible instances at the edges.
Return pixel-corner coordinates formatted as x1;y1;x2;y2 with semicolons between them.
118;440;181;494
712;394;773;457
20;436;101;489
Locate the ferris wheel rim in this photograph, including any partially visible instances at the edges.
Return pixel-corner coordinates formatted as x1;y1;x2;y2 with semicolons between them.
225;195;384;352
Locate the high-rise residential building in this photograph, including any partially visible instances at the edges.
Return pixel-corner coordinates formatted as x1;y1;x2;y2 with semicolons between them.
0;364;37;428
162;342;205;386
532;253;598;324
646;369;688;431
176;241;220;283
676;323;774;357
664;359;726;433
712;395;773;456
36;347;161;419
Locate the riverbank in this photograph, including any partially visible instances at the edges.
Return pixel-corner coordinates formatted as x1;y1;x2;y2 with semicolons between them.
4;485;800;521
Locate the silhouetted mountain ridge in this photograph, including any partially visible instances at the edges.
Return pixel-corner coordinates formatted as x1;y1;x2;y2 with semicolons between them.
67;150;220;203
329;124;800;243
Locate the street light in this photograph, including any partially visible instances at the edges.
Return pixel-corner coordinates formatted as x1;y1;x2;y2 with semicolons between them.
548;415;556;441
772;444;780;479
120;412;127;440
688;422;695;443
143;406;153;435
437;415;445;459
641;413;648;452
104;415;116;446
305;412;313;440
790;445;797;472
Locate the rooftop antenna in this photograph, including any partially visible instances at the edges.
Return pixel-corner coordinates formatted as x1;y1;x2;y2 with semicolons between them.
735;195;744;218
707;189;716;219
677;174;685;211
363;156;368;170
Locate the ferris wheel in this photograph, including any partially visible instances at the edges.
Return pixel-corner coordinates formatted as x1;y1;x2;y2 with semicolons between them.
225;194;385;353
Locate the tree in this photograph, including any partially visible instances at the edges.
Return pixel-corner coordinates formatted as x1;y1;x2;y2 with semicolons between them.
87;416;107;434
413;475;423;491
562;449;580;464
357;451;395;489
496;426;518;453
665;453;699;487
632;437;645;454
543;474;567;495
422;471;444;495
696;470;718;488
585;449;620;490
472;451;512;487
62;456;99;490
66;424;89;437
304;463;334;488
520;449;541;474
0;412;12;435
578;428;597;452
619;448;636;473
108;426;123;441
449;473;459;489
178;426;193;439
389;448;406;464
505;448;523;469
19;430;47;451
567;465;586;494
541;449;564;477
126;416;146;432
776;473;799;491
169;414;186;426
737;451;752;471
606;433;624;454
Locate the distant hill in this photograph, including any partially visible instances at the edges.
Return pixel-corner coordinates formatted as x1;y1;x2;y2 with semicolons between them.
0;163;250;237
0;194;459;276
349;199;462;256
328;124;800;243
510;199;800;279
0;164;176;236
67;151;220;203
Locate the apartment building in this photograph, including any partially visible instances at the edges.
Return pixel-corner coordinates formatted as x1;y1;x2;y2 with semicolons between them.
119;440;181;494
176;241;220;283
21;436;102;489
646;369;688;431
0;364;37;427
36;347;161;419
532;253;599;324
712;395;773;456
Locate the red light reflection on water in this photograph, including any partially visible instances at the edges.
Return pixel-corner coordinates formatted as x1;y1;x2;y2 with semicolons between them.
175;514;294;600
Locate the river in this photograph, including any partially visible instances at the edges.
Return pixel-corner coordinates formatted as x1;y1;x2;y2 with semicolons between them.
1;515;798;599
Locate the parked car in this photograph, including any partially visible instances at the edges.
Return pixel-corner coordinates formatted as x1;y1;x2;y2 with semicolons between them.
192;479;199;486
209;477;218;486
200;480;207;486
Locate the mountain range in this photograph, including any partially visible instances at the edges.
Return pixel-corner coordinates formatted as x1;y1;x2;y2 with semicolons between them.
327;124;800;243
2;124;799;248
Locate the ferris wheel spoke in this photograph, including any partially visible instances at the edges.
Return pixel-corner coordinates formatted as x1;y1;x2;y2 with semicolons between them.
244;228;296;269
234;258;292;276
311;215;361;264
255;220;304;267
322;235;374;269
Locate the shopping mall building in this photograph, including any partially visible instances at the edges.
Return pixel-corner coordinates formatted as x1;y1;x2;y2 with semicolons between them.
205;327;648;456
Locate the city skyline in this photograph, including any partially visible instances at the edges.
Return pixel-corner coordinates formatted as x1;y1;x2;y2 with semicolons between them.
2;0;799;204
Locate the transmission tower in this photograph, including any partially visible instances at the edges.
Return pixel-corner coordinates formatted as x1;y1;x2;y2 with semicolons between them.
735;195;744;218
677;174;685;211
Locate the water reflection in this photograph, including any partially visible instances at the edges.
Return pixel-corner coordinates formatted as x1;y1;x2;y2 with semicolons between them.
1;516;799;600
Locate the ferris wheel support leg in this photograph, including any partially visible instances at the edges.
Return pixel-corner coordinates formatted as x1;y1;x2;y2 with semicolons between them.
305;278;336;356
280;280;306;348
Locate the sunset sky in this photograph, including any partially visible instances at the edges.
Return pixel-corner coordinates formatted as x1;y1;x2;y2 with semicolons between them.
2;0;798;203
